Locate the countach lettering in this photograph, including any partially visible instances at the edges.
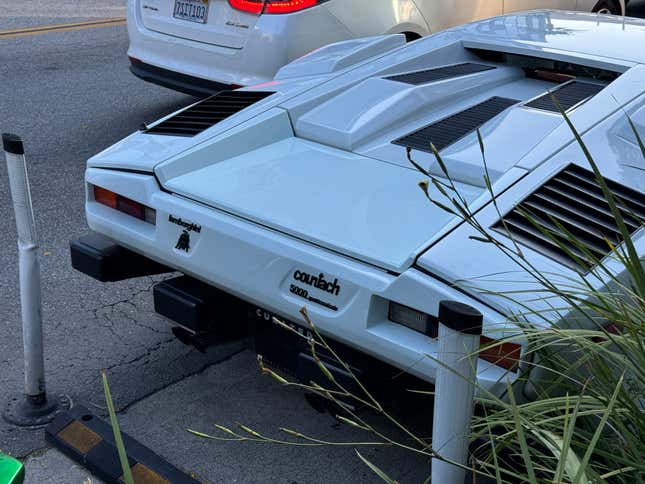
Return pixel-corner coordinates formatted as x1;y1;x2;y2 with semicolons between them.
293;270;341;296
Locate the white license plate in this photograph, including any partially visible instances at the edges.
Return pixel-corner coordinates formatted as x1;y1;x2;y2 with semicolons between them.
173;0;209;24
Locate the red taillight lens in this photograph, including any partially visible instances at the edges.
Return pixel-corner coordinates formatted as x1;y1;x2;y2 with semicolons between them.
479;336;522;372
229;0;318;14
93;185;117;209
116;196;145;220
93;185;156;224
264;0;317;13
228;0;262;14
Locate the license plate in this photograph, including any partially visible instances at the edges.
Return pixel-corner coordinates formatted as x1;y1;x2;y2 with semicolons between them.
173;0;209;24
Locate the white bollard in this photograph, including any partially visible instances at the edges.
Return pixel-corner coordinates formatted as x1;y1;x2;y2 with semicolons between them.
431;300;482;484
2;133;69;426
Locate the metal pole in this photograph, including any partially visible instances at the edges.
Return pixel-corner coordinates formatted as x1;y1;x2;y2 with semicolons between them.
2;133;69;426
431;300;483;484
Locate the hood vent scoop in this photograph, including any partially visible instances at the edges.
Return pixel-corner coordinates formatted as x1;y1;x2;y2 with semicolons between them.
385;62;495;85
524;81;605;113
393;96;518;153
493;164;644;271
145;90;273;137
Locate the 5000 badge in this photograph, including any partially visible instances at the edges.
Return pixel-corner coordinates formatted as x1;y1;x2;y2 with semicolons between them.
290;284;309;298
288;270;341;312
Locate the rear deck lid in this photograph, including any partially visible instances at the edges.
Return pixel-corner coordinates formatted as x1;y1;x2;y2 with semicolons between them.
159;137;482;272
140;0;259;49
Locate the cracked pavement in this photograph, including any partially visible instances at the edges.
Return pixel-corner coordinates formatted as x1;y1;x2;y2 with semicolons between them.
0;0;245;460
0;3;432;481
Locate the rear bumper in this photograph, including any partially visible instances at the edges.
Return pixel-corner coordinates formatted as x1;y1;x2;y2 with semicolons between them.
129;57;233;96
83;167;515;393
126;0;353;88
70;232;170;281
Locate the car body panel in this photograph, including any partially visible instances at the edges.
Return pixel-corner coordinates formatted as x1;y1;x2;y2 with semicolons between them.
88;12;645;388
462;11;645;64
505;0;576;13
161;135;482;271
139;0;260;49
274;34;406;81
85;166;511;392
415;0;502;33
324;0;429;37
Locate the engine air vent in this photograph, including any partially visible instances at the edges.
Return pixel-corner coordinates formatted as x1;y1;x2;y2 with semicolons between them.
493;164;645;271
392;96;518;153
386;63;495;85
524;81;605;113
145;90;273;137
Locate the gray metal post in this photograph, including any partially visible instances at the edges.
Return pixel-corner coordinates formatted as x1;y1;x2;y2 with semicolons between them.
2;133;69;426
431;300;483;484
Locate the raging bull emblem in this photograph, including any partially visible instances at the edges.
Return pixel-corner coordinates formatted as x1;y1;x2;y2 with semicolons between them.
175;230;190;252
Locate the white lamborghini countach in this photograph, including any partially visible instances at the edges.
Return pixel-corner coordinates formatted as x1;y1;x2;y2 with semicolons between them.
73;10;644;396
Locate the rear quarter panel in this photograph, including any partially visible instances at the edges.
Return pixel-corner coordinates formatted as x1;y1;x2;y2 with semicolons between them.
325;0;430;37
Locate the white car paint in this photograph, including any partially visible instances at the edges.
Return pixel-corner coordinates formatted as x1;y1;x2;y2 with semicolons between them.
90;11;644;393
127;0;611;91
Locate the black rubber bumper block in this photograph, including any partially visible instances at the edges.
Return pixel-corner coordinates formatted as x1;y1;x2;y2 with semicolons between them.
45;405;199;483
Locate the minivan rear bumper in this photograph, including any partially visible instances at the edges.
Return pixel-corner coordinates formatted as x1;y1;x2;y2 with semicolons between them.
129;57;234;96
126;0;353;89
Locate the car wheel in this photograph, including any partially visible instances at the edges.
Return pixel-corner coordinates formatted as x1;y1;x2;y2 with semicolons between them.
592;0;623;15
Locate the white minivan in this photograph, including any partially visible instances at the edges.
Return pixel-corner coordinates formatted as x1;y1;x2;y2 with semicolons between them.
127;0;625;95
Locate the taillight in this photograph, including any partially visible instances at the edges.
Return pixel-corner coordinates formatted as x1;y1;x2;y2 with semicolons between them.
388;302;438;338
228;0;318;14
93;185;156;224
388;301;521;371
479;336;522;372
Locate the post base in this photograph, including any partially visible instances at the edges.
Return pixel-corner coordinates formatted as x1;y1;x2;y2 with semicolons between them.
3;393;71;427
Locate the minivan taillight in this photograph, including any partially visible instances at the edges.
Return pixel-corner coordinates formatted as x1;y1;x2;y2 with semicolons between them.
229;0;318;14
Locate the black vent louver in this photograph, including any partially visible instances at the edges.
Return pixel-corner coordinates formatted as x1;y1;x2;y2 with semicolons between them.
493;164;645;271
393;96;518;153
145;90;273;137
386;63;495;85
524;81;605;113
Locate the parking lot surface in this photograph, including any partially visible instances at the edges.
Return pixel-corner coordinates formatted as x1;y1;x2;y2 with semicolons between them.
0;2;432;482
2;1;645;482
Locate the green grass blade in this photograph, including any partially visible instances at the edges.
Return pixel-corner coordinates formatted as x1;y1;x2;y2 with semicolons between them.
102;371;134;484
573;373;625;484
506;379;537;483
355;450;397;484
534;429;588;484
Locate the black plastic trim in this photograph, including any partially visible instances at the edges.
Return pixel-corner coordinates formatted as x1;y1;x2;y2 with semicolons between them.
70;233;170;282
492;164;645;271
438;300;483;335
386;63;495;85
524;80;606;112
145;89;273;137
2;133;24;155
393;96;518;153
129;57;232;97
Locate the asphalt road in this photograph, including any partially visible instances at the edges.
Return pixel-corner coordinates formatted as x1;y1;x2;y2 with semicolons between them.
0;0;239;458
0;3;432;482
2;1;645;482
